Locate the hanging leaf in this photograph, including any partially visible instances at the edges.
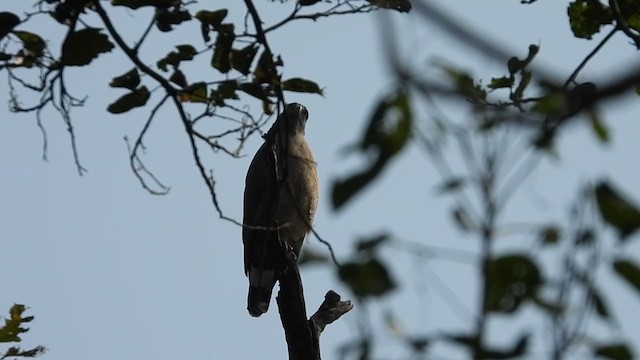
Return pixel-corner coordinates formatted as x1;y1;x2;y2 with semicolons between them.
590;113;610;144
109;68;140;90
178;82;207;103
0;12;20;41
332;89;411;209
211;24;235;73
488;75;514;90
230;44;258;75
111;0;176;9
62;28;114;66
195;9;228;28
14;31;46;58
538;225;561;245
507;44;539;74
157;44;196;71
355;233;390;254
595;181;640;240
155;7;191;32
282;77;324;95
107;86;150;114
567;0;613;39
488;254;543;313
338;257;396;298
169;69;187;87
613;259;640;296
593;343;634;360
0;304;31;343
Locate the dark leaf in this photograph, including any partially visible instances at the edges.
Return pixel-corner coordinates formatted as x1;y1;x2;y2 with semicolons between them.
111;0;176;9
62;28;114;66
2;345;46;358
107;86;150;114
238;82;270;102
507;45;539;74
332;89;411;210
590;113;610;144
157;44;196;71
217;80;239;99
512;70;532;101
489;76;514;90
594;343;634;360
155;7;191;32
253;50;279;84
282;77;324;95
591;288;610;319
14;31;45;58
355;233;390;253
538;225;561;245
436;177;466;194
109;68;140;90
488;254;542;313
0;12;20;40
595;181;640;240
194;9;228;28
211;24;235;73
407;336;430;353
0;304;30;343
338;257;396;298
613;259;640;296
169;69;187;87
0;52;13;61
366;0;411;13
178;82;207;103
568;0;613;39
298;247;329;266
230;44;258;75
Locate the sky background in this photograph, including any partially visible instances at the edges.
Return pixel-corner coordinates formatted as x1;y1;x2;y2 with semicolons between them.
2;1;640;359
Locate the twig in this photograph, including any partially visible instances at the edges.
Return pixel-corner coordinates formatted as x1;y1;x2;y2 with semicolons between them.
563;26;617;88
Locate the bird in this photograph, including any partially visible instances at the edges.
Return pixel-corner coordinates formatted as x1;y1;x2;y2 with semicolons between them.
242;103;319;317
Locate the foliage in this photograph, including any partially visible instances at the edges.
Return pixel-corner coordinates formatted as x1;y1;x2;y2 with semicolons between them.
0;305;46;359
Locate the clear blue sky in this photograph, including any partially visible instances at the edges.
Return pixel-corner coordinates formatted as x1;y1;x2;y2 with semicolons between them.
2;1;639;359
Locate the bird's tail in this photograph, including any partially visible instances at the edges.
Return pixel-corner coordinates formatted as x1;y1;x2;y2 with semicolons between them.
247;267;277;317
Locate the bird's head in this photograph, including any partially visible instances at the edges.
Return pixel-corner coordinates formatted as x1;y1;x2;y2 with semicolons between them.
280;103;309;135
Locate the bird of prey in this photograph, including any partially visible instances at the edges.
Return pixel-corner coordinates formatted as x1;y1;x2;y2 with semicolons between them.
242;103;319;317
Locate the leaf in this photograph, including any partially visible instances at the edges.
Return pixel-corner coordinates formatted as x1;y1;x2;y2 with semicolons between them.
613;259;640;296
488;76;514;90
594;343;634;360
538;225;561;245
111;0;176;9
230;44;258;75
195;9;228;28
0;304;30;343
591;288;610;320
338;257;396;298
238;82;270;102
155;7;191;32
178;82;207;103
299;0;322;5
157;44;196;71
107;86;150;114
366;0;411;13
512;70;532;101
211;24;235;73
332;89;411;210
62;28;114;66
488;254;542;313
567;0;613;39
355;233;390;253
109;68;140;90
169;69;187;87
282;77;324;95
14;31;45;58
436;177;466;194
298;247;329;266
0;12;20;41
590;113;610;144
595;181;640;240
507;45;539;74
